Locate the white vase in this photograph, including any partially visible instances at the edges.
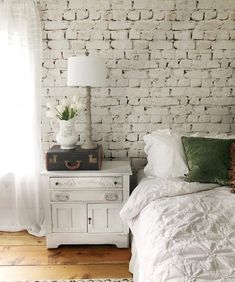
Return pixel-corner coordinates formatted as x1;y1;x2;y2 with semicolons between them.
56;118;78;149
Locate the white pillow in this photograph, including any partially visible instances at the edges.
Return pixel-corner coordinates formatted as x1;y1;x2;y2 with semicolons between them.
143;129;189;178
143;129;235;179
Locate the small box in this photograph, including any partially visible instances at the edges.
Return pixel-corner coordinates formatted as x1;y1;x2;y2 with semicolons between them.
46;145;103;171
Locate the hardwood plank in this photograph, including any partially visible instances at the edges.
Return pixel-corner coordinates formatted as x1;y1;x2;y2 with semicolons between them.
0;232;132;280
0;264;132;280
0;231;29;237
0;245;131;266
0;235;45;246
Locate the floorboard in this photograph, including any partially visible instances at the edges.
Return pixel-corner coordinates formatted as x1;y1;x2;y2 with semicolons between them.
0;231;132;281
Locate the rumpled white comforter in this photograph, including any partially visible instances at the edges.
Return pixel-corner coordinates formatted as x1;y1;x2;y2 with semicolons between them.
120;177;235;282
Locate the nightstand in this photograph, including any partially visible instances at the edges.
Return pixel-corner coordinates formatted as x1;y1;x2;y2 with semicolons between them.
41;160;132;248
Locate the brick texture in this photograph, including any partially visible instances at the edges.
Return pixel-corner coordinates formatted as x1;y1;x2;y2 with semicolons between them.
40;0;235;172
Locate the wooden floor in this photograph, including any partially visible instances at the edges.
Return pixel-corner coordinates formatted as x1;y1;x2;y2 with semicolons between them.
0;231;132;281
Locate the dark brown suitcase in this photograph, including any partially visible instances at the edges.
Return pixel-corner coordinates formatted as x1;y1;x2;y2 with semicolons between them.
46;145;103;171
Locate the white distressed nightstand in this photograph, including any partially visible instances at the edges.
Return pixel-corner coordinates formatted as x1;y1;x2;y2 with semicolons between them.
41;160;132;248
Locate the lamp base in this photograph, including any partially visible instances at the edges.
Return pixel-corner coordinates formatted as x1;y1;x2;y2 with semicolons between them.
81;86;97;150
81;140;97;150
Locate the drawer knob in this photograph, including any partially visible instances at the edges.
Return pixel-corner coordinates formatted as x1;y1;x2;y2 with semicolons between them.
104;193;118;201
55;193;70;201
114;181;118;185
55;182;59;186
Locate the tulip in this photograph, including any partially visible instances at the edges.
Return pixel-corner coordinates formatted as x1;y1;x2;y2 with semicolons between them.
56;105;66;114
76;102;82;111
72;95;79;103
46;110;57;118
46;96;81;121
61;98;69;107
46;102;54;109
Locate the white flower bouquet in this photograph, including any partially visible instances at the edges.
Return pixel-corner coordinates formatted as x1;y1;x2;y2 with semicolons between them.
46;96;82;121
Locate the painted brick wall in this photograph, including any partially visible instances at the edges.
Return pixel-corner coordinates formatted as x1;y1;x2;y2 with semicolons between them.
40;0;235;172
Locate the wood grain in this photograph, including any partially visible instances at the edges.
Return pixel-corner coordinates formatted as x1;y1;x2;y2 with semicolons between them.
0;234;45;246
0;245;130;265
0;264;131;280
0;231;132;280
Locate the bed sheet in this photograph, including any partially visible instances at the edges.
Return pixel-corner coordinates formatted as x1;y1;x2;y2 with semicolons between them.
121;176;235;282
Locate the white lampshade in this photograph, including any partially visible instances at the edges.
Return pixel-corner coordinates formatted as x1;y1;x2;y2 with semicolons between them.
67;55;107;87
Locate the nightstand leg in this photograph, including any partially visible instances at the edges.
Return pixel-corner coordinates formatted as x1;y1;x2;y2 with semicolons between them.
116;242;129;248
115;235;129;248
46;237;60;249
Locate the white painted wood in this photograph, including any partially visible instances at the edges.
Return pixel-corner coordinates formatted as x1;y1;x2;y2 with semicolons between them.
88;204;123;233
41;160;132;249
50;176;123;189
41;161;132;176
46;233;129;249
42;175;52;233
51;203;87;233
122;175;130;234
50;190;123;203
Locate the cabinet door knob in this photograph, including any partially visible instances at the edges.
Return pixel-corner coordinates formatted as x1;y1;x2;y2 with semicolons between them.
88;217;92;224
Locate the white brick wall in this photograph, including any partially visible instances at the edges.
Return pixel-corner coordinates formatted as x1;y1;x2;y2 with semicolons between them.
40;0;235;172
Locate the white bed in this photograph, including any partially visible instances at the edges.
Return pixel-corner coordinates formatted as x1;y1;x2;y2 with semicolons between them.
120;172;235;282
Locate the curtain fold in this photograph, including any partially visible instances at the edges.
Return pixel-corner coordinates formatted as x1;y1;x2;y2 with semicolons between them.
0;0;44;236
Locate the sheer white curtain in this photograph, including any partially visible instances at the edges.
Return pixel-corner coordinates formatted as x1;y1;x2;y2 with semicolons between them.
0;0;44;236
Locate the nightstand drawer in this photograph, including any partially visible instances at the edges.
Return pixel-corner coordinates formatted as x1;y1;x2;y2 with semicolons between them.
50;176;123;189
50;190;123;203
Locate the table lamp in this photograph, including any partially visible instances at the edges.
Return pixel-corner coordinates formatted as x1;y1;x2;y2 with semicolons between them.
67;54;107;149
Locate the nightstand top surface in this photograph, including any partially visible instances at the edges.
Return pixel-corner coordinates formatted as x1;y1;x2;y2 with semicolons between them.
41;160;132;176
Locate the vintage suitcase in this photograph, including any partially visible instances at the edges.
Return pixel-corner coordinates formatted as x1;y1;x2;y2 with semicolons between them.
46;145;103;171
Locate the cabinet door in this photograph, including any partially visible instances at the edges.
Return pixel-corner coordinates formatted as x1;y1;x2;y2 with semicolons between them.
51;203;87;233
88;204;123;233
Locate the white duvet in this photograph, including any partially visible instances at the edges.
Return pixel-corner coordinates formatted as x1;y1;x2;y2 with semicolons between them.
120;177;235;282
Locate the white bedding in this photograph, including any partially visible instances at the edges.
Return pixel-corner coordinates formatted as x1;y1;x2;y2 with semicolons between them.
120;177;235;282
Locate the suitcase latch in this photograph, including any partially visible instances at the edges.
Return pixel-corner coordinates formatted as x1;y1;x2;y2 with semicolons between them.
89;155;97;164
49;154;58;164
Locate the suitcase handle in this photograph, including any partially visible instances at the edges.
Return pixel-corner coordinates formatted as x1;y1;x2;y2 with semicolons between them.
64;160;81;170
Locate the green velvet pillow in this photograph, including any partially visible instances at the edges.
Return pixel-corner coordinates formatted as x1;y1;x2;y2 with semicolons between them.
181;136;235;186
